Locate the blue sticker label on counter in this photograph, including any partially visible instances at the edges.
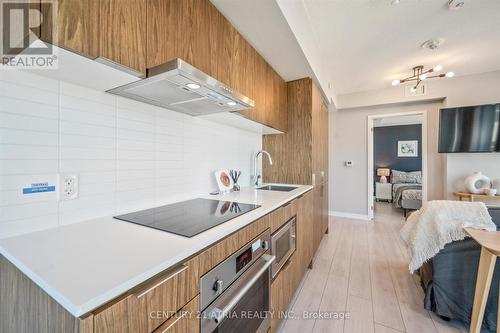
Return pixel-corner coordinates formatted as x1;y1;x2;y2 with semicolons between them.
22;182;56;195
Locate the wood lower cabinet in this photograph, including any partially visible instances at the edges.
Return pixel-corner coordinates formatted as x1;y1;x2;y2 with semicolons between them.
152;296;199;333
40;0;99;58
1;192;316;333
94;257;199;333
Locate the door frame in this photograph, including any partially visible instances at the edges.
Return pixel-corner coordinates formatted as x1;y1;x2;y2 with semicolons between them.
367;111;428;220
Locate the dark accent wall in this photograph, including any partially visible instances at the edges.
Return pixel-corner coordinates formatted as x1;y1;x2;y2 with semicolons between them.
374;124;422;186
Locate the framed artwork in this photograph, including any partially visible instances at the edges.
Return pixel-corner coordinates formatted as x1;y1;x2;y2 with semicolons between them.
214;170;233;193
398;140;418;157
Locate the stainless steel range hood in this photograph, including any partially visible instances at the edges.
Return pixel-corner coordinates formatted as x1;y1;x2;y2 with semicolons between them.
106;59;254;116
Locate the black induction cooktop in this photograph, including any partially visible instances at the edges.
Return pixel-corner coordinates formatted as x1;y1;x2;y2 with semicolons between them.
114;198;260;238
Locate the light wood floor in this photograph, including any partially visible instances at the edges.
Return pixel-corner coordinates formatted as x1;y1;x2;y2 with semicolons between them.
278;202;469;333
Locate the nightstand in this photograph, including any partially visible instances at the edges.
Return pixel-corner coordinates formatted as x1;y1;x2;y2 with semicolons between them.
376;182;392;202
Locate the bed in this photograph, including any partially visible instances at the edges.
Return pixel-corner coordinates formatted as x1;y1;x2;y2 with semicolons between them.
391;170;423;215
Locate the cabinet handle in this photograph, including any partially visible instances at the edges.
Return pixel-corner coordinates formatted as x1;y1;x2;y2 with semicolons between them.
282;258;292;272
159;310;188;333
135;264;188;299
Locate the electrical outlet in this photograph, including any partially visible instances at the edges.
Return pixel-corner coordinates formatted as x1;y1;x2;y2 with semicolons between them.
60;174;79;200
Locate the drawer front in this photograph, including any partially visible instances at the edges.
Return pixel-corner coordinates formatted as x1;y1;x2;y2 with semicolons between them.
152;296;199;333
198;215;270;276
269;199;298;234
94;256;199;333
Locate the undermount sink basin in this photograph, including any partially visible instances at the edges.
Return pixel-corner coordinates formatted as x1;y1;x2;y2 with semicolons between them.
257;185;298;192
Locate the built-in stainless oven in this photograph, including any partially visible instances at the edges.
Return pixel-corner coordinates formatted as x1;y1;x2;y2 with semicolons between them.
200;230;275;333
270;216;296;278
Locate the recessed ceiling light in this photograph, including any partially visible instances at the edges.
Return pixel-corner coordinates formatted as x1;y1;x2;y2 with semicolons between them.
186;83;201;89
391;0;400;5
227;101;237;106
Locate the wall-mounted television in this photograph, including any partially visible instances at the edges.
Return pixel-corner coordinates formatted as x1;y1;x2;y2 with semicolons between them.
438;103;500;153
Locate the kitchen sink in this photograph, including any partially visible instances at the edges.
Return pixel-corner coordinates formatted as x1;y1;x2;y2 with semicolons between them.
257;185;298;192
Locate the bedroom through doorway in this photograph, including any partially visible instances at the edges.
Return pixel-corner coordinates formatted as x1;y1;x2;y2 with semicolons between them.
367;111;428;220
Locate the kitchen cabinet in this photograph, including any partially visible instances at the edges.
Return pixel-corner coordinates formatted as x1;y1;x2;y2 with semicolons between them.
40;0;99;58
263;78;329;260
99;0;147;74
1;192;316;333
39;0;287;131
146;0;287;132
152;296;199;333
93;256;199;333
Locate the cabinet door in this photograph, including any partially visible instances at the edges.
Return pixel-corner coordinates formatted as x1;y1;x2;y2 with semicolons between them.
322;182;329;234
99;0;147;74
94;257;199;333
312;185;323;255
40;0;98;58
270;254;296;333
297;191;314;271
152;296;199;333
147;0;218;77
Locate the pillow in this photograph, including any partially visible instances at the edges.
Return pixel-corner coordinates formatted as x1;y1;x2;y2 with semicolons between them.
391;170;422;184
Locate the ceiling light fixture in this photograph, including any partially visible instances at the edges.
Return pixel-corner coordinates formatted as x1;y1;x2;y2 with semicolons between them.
391;65;454;90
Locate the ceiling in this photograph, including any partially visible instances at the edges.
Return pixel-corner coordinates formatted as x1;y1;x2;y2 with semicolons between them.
299;0;500;95
210;0;313;82
211;0;500;98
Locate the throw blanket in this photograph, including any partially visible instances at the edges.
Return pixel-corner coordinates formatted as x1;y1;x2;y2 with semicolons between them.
400;200;496;272
393;183;422;208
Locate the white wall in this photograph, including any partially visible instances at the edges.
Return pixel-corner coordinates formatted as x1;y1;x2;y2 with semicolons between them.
330;71;500;215
0;71;262;239
329;102;444;216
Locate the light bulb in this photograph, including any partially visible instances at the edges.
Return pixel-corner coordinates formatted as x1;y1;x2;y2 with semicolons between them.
186;83;201;89
411;86;417;93
445;72;455;78
433;64;443;72
420;74;427;80
392;79;400;86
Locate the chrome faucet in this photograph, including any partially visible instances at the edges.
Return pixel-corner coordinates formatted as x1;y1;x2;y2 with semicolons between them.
253;150;273;186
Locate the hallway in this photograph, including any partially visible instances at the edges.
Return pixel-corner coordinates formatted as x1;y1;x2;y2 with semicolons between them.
278;204;467;333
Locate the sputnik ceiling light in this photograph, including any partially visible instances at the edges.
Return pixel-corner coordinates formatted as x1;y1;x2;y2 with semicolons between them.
391;65;454;92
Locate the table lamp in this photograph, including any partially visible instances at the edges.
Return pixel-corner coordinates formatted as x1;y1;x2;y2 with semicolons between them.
377;168;390;183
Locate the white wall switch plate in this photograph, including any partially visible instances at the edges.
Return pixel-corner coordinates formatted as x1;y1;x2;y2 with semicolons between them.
345;161;354;167
59;174;79;200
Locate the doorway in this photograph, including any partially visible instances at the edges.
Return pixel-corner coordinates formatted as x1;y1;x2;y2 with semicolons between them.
367;111;428;220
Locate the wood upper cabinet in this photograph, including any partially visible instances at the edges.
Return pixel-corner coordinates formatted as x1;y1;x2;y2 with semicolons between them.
40;0;99;58
99;0;147;74
147;0;287;132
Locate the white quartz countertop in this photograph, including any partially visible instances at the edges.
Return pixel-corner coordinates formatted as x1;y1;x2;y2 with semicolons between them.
0;184;312;317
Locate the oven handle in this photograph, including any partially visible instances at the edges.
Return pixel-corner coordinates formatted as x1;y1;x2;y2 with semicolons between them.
210;254;276;324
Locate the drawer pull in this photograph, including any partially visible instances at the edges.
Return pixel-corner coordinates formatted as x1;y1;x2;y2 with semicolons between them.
136;264;188;299
159;310;188;333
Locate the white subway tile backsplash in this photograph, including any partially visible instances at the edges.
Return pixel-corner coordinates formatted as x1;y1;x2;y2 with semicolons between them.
0;97;59;119
0;112;59;133
60;82;115;106
0;129;58;146
61;108;116;127
0;71;261;238
0;160;58;175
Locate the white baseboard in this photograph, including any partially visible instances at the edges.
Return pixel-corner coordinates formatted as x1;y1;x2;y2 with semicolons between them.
329;211;371;221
